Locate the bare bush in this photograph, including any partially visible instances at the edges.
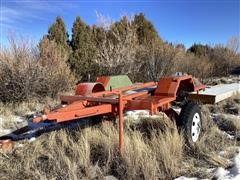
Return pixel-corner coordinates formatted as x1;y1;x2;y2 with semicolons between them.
137;40;178;81
38;37;76;96
0;36;75;102
95;16;139;76
210;44;240;76
175;53;213;80
227;36;240;53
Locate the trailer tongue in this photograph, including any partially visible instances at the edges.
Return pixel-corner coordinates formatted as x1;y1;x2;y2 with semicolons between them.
0;74;206;153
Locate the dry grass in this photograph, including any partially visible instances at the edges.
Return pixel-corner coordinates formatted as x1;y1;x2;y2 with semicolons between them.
0;115;185;180
0;98;59;130
207;94;240;133
0;102;239;179
215;114;240;132
177;105;237;179
208;94;240;115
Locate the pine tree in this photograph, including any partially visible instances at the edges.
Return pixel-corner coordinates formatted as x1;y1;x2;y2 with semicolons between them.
40;16;71;60
187;43;211;57
69;16;99;80
47;16;69;48
133;13;160;44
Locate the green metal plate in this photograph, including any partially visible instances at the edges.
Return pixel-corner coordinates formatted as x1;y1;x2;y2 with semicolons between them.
105;75;132;90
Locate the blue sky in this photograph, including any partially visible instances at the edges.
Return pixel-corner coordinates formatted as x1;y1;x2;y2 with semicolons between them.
0;0;239;48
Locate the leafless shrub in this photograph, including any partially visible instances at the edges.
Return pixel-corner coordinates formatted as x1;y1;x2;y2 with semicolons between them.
137;40;178;81
95;15;139;76
0;36;75;102
226;36;240;53
210;44;240;76
175;52;214;81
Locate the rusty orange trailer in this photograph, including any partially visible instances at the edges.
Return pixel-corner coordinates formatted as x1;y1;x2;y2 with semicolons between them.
0;74;205;153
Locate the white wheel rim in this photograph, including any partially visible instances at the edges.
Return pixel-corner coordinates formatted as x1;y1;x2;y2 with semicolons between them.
191;112;201;142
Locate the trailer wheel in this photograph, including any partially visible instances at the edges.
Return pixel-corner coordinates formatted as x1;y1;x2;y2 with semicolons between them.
179;102;202;145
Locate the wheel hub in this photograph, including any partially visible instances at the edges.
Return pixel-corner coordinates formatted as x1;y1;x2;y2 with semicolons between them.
191;112;201;142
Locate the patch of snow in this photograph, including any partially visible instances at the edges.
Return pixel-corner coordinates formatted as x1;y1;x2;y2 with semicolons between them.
0;117;4;127
174;176;198;180
125;90;138;95
125;110;150;122
172;107;181;114
15;116;25;123
175;149;240;180
0;129;12;136
214;149;240;179
16;143;24;148
229;107;237;110
222;131;235;140
224;114;240;120
215;167;230;178
219;150;226;156
105;175;118;180
27;111;36;116
0;117;3;130
13;115;28;127
207;168;216;173
29;137;36;142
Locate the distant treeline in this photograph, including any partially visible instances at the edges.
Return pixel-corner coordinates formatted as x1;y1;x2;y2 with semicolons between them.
41;13;240;81
0;13;239;102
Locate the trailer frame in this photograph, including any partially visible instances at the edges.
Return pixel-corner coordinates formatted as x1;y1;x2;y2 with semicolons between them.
0;74;206;153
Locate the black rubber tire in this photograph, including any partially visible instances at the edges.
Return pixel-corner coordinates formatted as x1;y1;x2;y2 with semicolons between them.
178;102;202;146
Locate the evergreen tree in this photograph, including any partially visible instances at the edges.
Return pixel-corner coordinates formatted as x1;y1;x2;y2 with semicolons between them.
92;25;105;47
40;16;70;60
47;16;69;48
69;16;99;80
187;43;211;57
133;13;160;44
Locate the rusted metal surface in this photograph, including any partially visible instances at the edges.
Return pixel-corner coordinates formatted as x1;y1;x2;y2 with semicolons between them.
155;75;205;97
33;104;113;123
75;82;105;96
118;93;124;154
96;76;110;88
0;139;13;152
